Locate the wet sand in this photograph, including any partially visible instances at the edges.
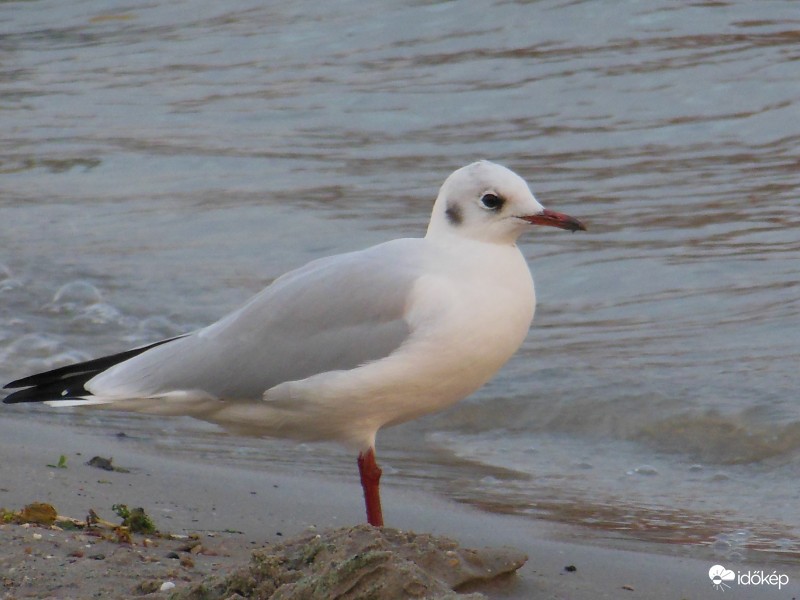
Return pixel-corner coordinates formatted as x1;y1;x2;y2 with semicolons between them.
0;417;797;599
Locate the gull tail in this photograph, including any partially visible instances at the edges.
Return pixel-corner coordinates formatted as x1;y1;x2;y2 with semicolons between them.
2;336;185;405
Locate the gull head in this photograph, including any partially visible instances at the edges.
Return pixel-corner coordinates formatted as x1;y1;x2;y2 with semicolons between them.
426;160;586;245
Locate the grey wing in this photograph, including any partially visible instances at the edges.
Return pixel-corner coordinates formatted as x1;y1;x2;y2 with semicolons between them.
87;241;419;400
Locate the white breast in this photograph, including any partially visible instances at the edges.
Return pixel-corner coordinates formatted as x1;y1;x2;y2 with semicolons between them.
258;238;536;448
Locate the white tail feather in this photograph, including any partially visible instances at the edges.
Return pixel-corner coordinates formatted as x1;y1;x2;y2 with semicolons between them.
44;398;112;408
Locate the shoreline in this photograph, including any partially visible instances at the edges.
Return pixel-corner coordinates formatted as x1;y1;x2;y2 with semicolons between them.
1;416;797;599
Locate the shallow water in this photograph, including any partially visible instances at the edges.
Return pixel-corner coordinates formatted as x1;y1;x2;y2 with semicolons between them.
2;0;799;558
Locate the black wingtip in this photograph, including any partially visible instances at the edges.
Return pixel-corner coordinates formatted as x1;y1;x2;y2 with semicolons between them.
3;383;88;404
2;335;186;404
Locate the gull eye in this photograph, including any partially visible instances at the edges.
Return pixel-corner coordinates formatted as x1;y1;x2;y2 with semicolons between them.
480;193;504;210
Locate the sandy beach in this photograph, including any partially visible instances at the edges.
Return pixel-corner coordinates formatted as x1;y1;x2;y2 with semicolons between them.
4;0;800;594
0;416;795;599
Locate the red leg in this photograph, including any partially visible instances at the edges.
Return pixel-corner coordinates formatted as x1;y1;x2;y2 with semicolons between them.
357;447;384;527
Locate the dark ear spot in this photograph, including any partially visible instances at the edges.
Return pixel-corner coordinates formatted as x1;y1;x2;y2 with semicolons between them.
445;203;463;226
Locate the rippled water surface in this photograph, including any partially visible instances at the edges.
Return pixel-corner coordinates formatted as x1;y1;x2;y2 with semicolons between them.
2;0;799;558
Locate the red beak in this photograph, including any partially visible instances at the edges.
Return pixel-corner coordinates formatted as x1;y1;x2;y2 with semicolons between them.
521;208;587;232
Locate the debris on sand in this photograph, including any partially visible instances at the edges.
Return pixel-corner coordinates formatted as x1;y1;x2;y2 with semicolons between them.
46;454;68;469
3;502;59;526
87;455;130;472
112;503;157;534
1;501;158;541
173;524;527;599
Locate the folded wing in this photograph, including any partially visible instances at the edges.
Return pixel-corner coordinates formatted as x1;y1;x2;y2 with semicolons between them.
4;239;420;406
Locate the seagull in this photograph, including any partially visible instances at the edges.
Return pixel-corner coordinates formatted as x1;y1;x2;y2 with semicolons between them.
3;161;586;527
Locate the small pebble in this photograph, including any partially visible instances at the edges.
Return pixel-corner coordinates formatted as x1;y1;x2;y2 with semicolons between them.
564;565;577;572
160;581;176;592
